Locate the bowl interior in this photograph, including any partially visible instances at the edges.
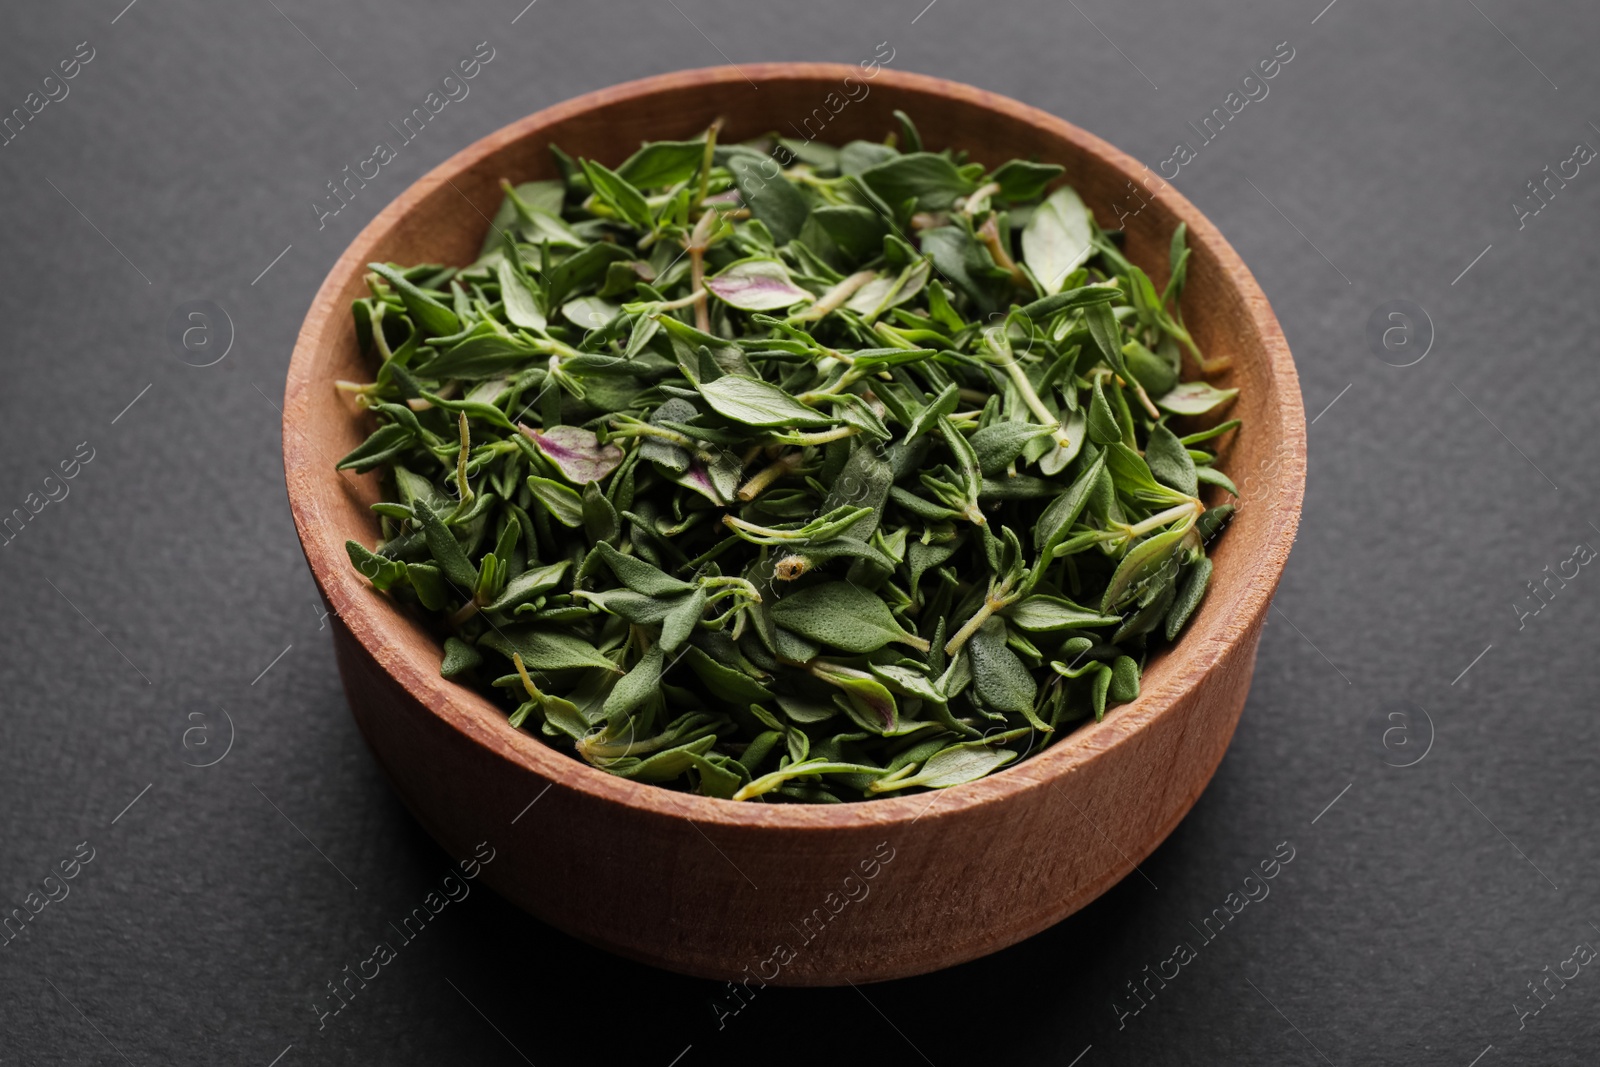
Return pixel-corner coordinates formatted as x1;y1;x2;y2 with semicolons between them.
284;64;1304;829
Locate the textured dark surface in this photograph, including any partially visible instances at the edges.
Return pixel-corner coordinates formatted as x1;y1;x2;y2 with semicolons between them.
0;1;1596;1064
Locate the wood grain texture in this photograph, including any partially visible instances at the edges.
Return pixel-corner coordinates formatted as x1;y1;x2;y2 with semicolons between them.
283;64;1306;985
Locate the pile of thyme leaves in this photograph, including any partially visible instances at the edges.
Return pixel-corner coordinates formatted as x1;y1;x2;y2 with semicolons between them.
337;112;1241;803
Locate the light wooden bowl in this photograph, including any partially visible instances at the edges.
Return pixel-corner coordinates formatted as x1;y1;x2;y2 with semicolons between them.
284;64;1305;985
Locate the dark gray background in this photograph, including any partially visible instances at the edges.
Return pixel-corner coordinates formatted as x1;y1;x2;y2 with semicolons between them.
1;0;1596;1063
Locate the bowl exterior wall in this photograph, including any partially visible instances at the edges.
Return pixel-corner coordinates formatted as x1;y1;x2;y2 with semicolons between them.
328;597;1259;985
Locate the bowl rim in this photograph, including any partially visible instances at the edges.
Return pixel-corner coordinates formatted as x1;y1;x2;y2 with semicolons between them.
284;62;1306;832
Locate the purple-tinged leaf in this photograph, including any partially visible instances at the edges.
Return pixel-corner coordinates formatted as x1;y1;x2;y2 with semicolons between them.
520;424;624;484
705;257;813;311
673;459;725;505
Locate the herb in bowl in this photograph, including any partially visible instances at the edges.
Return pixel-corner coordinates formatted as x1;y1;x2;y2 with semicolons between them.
336;112;1239;803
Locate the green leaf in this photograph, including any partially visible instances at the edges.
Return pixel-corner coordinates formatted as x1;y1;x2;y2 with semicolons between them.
1091;663;1113;721
1016;283;1119;321
1048;642;1099;679
599;259;655;299
574;588;678;624
921;225;1006;314
580;158;654;232
485;560;570;614
1006;595;1121;631
774;537;897;576
602;735;718;782
845;260;931;319
441;637;482;679
1113;567;1175;644
496;256;546;330
870;739;1018;792
417;390;514;431
967;619;1036;715
413;333;540;380
727;150;810;245
893;109;923;152
1165;556;1213;640
525;475;585;528
547;242;634;309
478;180;564;257
1156;381;1240;415
529;688;593;741
1085;301;1129;380
1087;378;1121;446
987;159;1064;201
337;423;414;472
595;541;697;596
823;393;890;442
669;451;734;505
617;138;706;189
659;586;706;653
773;694;834;727
1109;655;1140;703
839;140;899;174
1021;185;1094;294
1145;421;1199;496
413;497;478;593
1123;340;1178;396
602;645;666;724
1198;503;1235;542
1194;465;1239;496
1034;452;1107;558
733;758;890;801
869;663;947;704
501;179;566;219
860;152;978;211
811;205;890;262
1180;419;1241;447
970;421;1054;475
345;540;407;590
770;582;928;654
405;562;448;611
846;346;941;373
1102;525;1191;612
904;381;962;444
1105;442;1190;506
682;644;773;704
561;295;620;331
696;374;833;428
582;482;619;543
1039;408;1087;476
689;752;747;798
482;627;619;672
368;263;460;337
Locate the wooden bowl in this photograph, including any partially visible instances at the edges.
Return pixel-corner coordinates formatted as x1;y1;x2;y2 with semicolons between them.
283;64;1305;985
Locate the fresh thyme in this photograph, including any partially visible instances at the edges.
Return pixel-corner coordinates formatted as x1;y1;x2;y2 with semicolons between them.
338;111;1239;802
